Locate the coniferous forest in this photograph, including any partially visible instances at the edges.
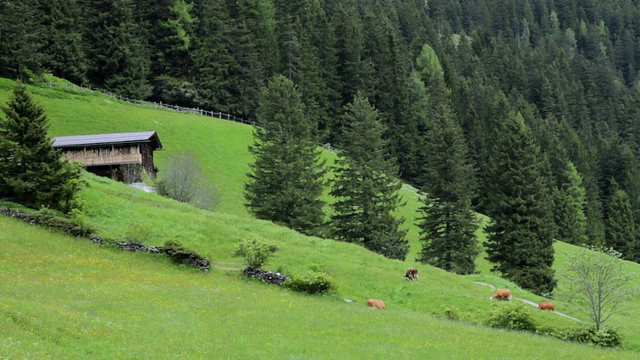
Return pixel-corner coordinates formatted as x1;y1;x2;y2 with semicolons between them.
4;0;640;294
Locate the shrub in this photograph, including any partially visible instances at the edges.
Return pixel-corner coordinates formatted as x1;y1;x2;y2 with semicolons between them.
284;268;336;294
564;326;622;348
431;305;461;321
484;301;536;332
232;238;277;267
156;151;221;211
536;324;568;339
537;324;622;347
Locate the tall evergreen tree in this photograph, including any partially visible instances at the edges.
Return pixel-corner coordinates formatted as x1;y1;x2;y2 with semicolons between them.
329;0;371;110
39;0;87;85
484;112;557;296
255;0;280;79
361;4;413;171
330;93;408;260
606;186;638;261
416;99;479;274
0;82;82;212
555;161;589;245
226;0;269;118
191;0;234;112
0;0;44;79
244;75;326;236
84;0;152;98
142;0;196;105
275;0;338;140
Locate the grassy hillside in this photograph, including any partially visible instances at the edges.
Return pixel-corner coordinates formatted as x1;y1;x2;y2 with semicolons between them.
3;215;635;359
2;79;640;358
0;78;425;262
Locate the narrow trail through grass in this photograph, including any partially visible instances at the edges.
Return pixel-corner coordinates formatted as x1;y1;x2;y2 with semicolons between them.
473;281;582;322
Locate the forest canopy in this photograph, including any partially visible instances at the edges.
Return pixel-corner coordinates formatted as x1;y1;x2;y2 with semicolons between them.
4;0;640;270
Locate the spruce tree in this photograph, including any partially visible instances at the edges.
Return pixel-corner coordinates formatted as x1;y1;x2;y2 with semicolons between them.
555;161;589;245
330;93;408;260
143;0;196;105
244;75;326;236
39;0;88;85
484;112;557;296
0;0;44;79
0;82;82;212
606;187;638;261
416;104;479;274
191;0;234;112
84;0;152;98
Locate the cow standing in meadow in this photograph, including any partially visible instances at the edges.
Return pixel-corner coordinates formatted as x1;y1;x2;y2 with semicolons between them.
538;302;555;311
366;298;386;310
404;267;419;281
489;288;512;301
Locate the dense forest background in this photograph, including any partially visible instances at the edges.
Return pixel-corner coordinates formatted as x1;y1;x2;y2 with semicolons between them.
3;0;640;265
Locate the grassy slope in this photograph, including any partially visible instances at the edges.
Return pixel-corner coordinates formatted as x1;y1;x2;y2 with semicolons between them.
1;79;640;357
3;216;635;360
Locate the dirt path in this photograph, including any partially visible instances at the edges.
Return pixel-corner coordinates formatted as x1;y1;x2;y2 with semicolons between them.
211;261;247;271
474;281;581;322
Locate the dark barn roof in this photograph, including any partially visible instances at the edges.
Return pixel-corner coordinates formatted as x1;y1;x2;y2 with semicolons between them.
52;131;163;150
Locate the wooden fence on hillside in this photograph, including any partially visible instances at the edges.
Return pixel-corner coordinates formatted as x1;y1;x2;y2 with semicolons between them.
40;80;254;125
39;80;345;153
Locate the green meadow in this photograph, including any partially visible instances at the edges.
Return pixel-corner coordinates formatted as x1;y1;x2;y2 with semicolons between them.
2;78;640;359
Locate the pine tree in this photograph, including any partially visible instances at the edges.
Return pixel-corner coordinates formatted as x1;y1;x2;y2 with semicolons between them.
330;93;408;260
244;75;326;236
484;112;557;296
255;0;280;79
84;0;152;98
143;0;196;105
0;0;45;79
39;0;88;85
416;102;479;274
274;0;338;140
606;187;638;261
555;161;588;245
191;0;234;112
0;82;82;212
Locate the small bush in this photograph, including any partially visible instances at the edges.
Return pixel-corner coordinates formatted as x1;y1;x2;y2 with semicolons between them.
484;302;536;332
232;238;278;267
537;324;622;348
156;151;221;211
431;305;461;321
536;324;568;339
564;326;622;348
285;268;336;294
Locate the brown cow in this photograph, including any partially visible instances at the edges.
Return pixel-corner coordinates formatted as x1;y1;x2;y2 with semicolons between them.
489;288;512;301
404;267;419;280
538;301;555;311
366;298;386;310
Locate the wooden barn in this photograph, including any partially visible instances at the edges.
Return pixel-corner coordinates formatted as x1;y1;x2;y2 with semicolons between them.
52;131;163;182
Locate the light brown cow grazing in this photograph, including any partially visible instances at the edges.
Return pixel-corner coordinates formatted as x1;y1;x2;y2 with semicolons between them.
538;302;555;311
489;288;512;301
366;298;386;310
404;267;419;280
